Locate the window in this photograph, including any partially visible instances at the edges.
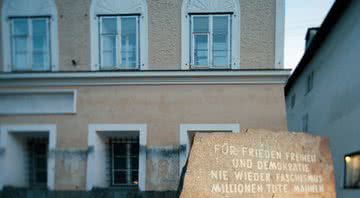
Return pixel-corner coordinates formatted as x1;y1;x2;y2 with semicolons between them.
2;0;59;72
109;137;139;187
344;152;360;189
27;138;48;187
190;14;231;69
0;124;56;190
99;16;139;70
10;17;51;71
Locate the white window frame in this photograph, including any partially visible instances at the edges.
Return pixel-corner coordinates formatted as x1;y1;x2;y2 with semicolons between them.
87;124;147;191
1;0;59;72
99;15;140;70
90;0;148;71
190;14;232;69
179;124;240;175
181;0;240;70
10;17;51;71
0;124;56;190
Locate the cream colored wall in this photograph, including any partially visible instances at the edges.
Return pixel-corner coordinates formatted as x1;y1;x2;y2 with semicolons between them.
0;84;287;147
56;0;91;71
148;0;182;69
0;84;287;190
0;0;278;71
240;0;276;68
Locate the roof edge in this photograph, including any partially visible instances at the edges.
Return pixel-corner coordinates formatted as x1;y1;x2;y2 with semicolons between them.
285;0;352;95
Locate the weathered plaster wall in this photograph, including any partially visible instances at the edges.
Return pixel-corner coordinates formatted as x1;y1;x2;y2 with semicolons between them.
286;1;360;198
148;0;182;69
0;83;287;190
56;0;91;71
240;0;276;68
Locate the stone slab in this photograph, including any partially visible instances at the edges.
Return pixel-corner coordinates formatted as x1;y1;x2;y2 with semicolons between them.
180;129;336;198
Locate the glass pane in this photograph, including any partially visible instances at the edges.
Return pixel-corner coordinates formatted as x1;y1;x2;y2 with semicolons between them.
113;143;127;156
131;157;139;169
114;171;127;184
35;157;47;170
193;16;209;33
130;143;139;156
14;53;27;70
32;19;47;36
194;34;208;66
34;143;47;155
33;35;47;52
102;18;117;34
13;19;28;35
114;157;127;169
14;37;27;53
131;171;139;184
121;17;137;68
101;36;116;67
33;34;49;70
14;37;28;70
33;53;49;71
35;171;47;184
213;16;229;67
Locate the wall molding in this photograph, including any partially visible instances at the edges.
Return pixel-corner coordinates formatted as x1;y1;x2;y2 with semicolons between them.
0;89;77;115
0;70;291;87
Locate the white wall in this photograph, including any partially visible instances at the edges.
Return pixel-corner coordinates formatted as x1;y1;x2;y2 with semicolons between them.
286;1;360;197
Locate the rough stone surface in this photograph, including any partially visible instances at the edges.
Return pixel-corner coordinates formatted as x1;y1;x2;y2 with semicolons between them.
180;129;336;198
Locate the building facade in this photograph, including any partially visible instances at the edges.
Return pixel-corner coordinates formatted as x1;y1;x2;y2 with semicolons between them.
0;0;289;193
285;1;360;197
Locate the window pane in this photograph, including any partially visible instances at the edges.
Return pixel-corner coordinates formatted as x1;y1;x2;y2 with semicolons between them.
35;157;47;170
131;171;139;184
14;53;28;70
35;171;47;184
13;37;28;70
101;36;116;67
113;143;127;156
194;34;208;66
102;18;117;34
131;157;139;169
13;19;28;35
33;34;49;70
193;16;209;33
33;53;49;71
114;157;127;169
213;16;229;67
121;17;137;68
14;37;27;53
345;154;360;188
114;171;127;184
32;19;47;36
33;35;47;52
130;143;139;156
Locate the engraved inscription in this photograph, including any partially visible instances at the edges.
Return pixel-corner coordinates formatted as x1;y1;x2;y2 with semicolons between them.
209;143;325;194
